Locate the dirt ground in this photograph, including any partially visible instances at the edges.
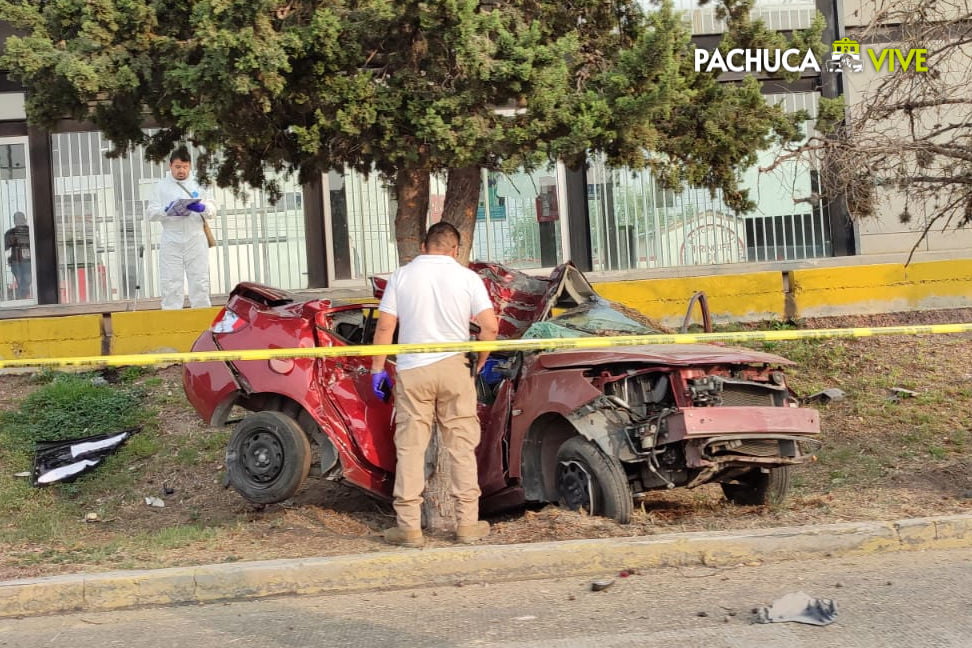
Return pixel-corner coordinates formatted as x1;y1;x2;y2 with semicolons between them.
1;308;971;581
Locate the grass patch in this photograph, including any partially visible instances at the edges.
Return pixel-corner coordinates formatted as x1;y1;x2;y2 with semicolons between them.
5;523;219;569
0;373;156;544
2;325;970;577
145;523;219;549
0;373;148;454
0;369;236;552
718;328;972;493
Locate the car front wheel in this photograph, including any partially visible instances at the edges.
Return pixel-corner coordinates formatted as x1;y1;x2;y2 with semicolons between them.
721;465;791;506
226;411;312;504
556;436;633;524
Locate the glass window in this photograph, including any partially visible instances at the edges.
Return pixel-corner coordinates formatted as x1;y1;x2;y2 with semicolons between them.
587;92;832;270
328;168;398;283
0;143;27;180
0;140;34;304
473;165;564;270
664;0;818;34
738;93;833;261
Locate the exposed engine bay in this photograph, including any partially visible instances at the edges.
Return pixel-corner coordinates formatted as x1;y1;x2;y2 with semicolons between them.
588;365;816;493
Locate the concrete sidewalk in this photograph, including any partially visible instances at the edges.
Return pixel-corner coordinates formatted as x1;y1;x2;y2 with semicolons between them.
2;513;971;619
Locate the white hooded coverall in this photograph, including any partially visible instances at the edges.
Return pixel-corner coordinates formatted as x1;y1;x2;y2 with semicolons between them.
146;172;216;310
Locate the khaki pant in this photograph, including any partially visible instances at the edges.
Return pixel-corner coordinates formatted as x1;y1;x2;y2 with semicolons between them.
392;354;481;531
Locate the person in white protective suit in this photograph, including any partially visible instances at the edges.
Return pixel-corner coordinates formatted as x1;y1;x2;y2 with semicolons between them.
146;147;217;310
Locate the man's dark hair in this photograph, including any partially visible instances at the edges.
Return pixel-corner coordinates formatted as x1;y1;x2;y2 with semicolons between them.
169;146;192;164
423;222;461;250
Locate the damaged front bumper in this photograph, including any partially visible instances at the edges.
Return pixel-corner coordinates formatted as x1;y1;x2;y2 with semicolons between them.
665;406;820;440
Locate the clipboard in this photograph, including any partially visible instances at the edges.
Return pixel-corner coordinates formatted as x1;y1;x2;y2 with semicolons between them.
166;198;202;218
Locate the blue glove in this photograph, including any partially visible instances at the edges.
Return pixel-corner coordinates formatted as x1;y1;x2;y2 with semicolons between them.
371;370;392;400
186;201;206;213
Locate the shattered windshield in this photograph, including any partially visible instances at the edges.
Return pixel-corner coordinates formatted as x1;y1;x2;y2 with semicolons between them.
536;298;665;337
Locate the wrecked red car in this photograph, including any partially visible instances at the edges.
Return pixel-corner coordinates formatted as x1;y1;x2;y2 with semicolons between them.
183;263;819;523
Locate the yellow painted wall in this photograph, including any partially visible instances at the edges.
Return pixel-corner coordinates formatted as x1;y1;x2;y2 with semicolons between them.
0;314;102;360
595;260;972;325
594;271;784;324
1;260;970;362
110;307;221;355
791;260;972;317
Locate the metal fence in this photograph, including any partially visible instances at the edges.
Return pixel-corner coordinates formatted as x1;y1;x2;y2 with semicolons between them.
327;165;566;286
50;131;307;304
50;94;832;300
587;91;832;271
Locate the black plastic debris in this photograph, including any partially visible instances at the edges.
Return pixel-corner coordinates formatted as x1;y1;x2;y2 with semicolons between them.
590;579;615;592
32;427;140;486
754;591;838;626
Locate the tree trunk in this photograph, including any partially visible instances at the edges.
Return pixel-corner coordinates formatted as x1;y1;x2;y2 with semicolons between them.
394;166;431;264
441;165;482;266
421;424;456;532
420;165;482;531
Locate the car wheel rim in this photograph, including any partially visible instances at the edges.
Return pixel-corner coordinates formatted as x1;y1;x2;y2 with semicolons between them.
240;430;284;484
558;460;594;513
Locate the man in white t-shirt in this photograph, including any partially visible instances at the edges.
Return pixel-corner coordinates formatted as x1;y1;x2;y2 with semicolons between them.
370;222;499;547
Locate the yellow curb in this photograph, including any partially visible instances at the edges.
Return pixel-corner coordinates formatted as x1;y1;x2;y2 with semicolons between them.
83;568;198;611
895;515;972;550
193;560;305;602
0;574;84;618
1;515;970;619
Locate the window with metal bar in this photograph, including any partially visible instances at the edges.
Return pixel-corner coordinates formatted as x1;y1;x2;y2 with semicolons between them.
587;92;831;270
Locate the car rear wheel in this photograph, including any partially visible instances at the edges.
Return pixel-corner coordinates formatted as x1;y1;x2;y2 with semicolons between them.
226;411;312;505
721;466;791;506
556;436;633;524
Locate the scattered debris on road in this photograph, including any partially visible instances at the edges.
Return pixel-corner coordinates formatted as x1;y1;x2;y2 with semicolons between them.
754;591;838;626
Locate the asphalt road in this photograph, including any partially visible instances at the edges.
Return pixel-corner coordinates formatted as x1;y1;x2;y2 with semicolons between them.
2;548;970;648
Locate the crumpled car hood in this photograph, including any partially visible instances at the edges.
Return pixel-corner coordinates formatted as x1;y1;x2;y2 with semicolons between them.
536;343;795;369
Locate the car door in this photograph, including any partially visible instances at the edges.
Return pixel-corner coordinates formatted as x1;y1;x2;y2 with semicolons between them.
476;373;514;495
315;306;397;473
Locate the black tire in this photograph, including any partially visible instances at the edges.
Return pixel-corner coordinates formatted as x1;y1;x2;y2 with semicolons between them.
556;436;633;524
721;466;791;506
226;411;312;504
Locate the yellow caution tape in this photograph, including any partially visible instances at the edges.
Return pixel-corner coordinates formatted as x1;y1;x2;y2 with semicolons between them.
1;322;971;370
